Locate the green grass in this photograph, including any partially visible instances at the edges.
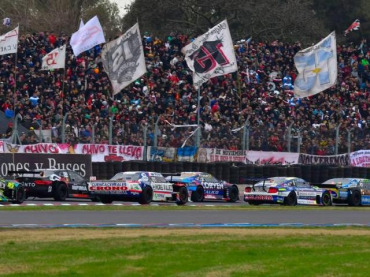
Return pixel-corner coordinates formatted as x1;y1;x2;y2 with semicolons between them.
0;228;369;276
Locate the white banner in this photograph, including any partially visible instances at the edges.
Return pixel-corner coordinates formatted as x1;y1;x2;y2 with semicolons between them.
0;26;18;55
41;45;66;70
246;151;299;165
294;31;337;98
70;16;105;57
197;148;247;163
181;20;237;89
101;23;146;94
350;150;370;167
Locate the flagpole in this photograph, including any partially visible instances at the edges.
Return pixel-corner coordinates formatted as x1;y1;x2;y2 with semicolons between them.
196;88;200;147
13;24;19;126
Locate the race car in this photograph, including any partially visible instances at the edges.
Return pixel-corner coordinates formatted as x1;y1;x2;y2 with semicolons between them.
0;177;25;204
243;177;332;206
319;178;370;206
88;171;188;205
11;170;92;201
165;172;239;202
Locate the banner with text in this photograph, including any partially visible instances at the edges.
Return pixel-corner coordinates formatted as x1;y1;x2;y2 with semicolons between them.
299;153;350;166
246;151;299;165
350;150;370;167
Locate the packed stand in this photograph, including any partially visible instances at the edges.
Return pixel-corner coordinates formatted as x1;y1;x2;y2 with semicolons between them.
0;31;369;154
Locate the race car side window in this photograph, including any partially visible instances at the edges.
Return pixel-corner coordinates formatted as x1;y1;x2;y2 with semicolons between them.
69;171;84;182
201;174;218;182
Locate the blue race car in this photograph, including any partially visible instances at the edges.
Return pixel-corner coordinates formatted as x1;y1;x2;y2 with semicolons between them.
244;177;332;206
166;172;239;202
0;177;25;204
320;178;370;206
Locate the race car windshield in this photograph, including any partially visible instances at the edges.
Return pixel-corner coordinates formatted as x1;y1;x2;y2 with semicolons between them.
110;173;141;181
255;177;289;186
323;178;353;184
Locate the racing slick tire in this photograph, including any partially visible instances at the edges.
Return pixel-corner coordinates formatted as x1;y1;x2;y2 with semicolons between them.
227;185;239;202
348;189;362;206
12;186;26;204
139;186;153;204
190;185;204;202
53;182;68;201
176;186;188;206
321;191;332;206
248;201;261;206
100;196;113;204
284;192;297;206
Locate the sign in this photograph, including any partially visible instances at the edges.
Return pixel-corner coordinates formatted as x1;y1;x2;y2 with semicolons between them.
0;153;92;177
75;144;144;162
246;151;299;165
147;146;176;162
350;150;370;167
299;153;350;166
0;26;18;55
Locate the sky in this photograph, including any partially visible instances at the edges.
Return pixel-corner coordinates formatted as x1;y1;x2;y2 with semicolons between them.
110;0;134;16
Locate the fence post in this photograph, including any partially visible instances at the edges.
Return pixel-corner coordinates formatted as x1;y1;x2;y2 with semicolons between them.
297;129;301;153
61;112;69;143
335;123;341;155
347;129;351;154
91;124;95;144
143;124;148;161
109;117;113;145
196;88;201;147
242;116;250;151
154;116;160;147
10;113;22;144
287;122;293;152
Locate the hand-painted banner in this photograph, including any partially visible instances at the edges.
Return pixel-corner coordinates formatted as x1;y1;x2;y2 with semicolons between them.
350;150;370;167
246;151;299;165
147;146;177;162
299;153;350;166
197;148;247;163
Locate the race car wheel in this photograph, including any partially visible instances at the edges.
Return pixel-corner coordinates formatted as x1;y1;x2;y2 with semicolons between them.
13;186;26;204
100;196;113;204
176;187;188;206
284;192;297;206
227;185;239;202
191;185;204;202
139;186;153;204
321;191;332;206
248;201;261;206
53;182;68;201
348;189;361;206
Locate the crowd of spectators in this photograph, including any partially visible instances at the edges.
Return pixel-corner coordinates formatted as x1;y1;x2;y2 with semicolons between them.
0;30;369;154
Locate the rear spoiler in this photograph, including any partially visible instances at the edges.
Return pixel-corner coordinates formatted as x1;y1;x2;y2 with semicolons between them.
240;177;270;185
311;183;340;189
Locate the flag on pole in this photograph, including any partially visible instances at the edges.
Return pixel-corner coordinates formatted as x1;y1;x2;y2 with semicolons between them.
70;16;105;57
181;20;237;89
41;45;66;70
101;23;146;95
293;31;337;98
344;19;360;36
0;26;18;55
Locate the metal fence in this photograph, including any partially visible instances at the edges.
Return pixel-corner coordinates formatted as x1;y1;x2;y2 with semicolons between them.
4;114;369;155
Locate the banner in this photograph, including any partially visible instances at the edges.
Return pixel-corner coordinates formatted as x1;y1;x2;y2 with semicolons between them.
147;146;176;162
74;144;143;162
177;147;197;162
70;16;105;57
197;148;246;163
0;26;18;55
101;23;146;94
246;151;299;165
42;45;66;70
299;153;350;166
181;20;237;89
350;150;370;167
0;153;92;177
294;31;337;98
344;19;360;36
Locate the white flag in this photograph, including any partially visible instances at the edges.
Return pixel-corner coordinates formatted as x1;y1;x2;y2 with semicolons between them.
41;45;66;70
0;26;18;55
101;23;146;95
294;31;337;98
79;19;84;30
70;16;105;57
181;20;237;89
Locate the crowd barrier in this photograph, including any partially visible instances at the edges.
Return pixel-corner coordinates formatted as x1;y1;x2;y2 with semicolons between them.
92;162;370;184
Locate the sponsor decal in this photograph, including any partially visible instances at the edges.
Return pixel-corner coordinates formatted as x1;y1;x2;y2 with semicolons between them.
245;195;273;201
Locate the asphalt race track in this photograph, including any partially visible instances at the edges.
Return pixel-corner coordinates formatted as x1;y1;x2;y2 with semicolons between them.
1;200;370;227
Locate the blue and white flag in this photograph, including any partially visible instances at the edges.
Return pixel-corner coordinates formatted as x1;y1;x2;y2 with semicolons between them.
294;31;337;98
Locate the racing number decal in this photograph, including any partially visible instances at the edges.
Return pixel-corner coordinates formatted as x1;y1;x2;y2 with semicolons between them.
45;52;59;66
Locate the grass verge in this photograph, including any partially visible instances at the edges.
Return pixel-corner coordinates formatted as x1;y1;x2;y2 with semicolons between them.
0;228;369;276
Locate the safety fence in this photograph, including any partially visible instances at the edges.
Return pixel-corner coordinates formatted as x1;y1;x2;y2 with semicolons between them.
91;161;370;184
